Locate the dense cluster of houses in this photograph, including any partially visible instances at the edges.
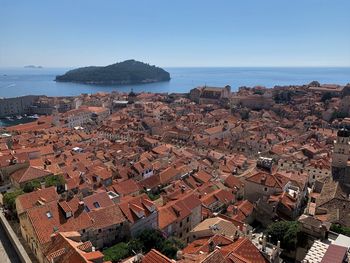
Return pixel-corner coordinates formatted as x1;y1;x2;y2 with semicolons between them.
0;82;350;263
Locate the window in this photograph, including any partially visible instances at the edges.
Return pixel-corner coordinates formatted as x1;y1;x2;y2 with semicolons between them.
264;187;268;192
93;202;100;208
98;229;102;233
187;217;189;223
46;211;53;219
180;222;183;227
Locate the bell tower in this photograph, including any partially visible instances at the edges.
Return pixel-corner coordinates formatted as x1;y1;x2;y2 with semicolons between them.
332;128;350;183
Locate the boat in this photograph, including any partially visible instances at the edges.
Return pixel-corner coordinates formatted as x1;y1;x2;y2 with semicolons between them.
28;114;39;119
5;116;14;121
16;115;23;119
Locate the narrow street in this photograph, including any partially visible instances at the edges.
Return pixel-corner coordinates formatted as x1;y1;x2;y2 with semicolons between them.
0;222;21;263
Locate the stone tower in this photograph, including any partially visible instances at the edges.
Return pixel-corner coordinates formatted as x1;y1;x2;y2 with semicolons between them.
332;128;350;183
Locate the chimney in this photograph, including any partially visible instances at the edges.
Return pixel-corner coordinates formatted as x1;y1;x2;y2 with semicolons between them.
50;233;58;242
208;241;215;252
78;201;85;209
243;224;247;235
133;253;143;263
248;231;252;241
262;235;267;252
176;250;183;260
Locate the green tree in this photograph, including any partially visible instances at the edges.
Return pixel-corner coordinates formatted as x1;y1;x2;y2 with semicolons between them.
128;239;143;254
240;109;250;120
136;228;165;252
103;242;130;262
253;90;265;95
265;221;299;250
331;110;348;121
147;192;160;201
330;224;350;237
102;229;185;261
3;189;24;211
309;80;320;87
23;180;41;193
273;90;294;103
321;92;333;102
160;237;185;259
45;175;65;187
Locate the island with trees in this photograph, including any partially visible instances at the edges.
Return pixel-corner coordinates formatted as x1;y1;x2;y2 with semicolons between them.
55;59;170;85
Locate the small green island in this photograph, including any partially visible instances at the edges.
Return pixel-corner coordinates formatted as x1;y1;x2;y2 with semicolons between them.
55;59;170;85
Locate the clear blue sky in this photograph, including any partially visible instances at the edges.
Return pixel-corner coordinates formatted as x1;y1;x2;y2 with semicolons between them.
0;0;349;67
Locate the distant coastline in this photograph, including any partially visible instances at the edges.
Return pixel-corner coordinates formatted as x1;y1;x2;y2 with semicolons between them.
24;65;43;69
0;67;349;98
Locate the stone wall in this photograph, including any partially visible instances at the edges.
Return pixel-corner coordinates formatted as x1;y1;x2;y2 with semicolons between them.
0;211;32;263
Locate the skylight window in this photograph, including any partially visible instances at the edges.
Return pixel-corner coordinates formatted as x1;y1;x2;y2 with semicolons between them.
93;202;100;208
46;211;53;219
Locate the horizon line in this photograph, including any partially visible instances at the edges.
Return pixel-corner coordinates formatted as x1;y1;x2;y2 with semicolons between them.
1;65;350;69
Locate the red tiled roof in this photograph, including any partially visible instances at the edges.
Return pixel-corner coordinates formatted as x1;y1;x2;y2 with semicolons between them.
320;244;347;263
83;192;114;211
11;166;52;184
245;171;288;189
27;198;93;244
236;200;254;217
118;194;156;224
225;237;268;263
159;166;180;185
158;192;201;229
89;204;126;229
139;175;161;189
16;186;58;214
224;175;243;189
111;179;140;196
202;249;226;263
91;166;112;180
142;249;172;263
193;170;212;183
183;234;233;254
45;231;104;263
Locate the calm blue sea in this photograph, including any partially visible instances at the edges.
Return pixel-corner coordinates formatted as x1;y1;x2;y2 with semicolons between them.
0;67;349;98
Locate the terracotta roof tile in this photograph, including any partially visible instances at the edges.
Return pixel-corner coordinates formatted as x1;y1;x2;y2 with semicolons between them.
142;249;172;263
11;166;52;184
27;198;93;244
16;186;58;214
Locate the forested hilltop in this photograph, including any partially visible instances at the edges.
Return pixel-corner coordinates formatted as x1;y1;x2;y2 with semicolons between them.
55;60;170;84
